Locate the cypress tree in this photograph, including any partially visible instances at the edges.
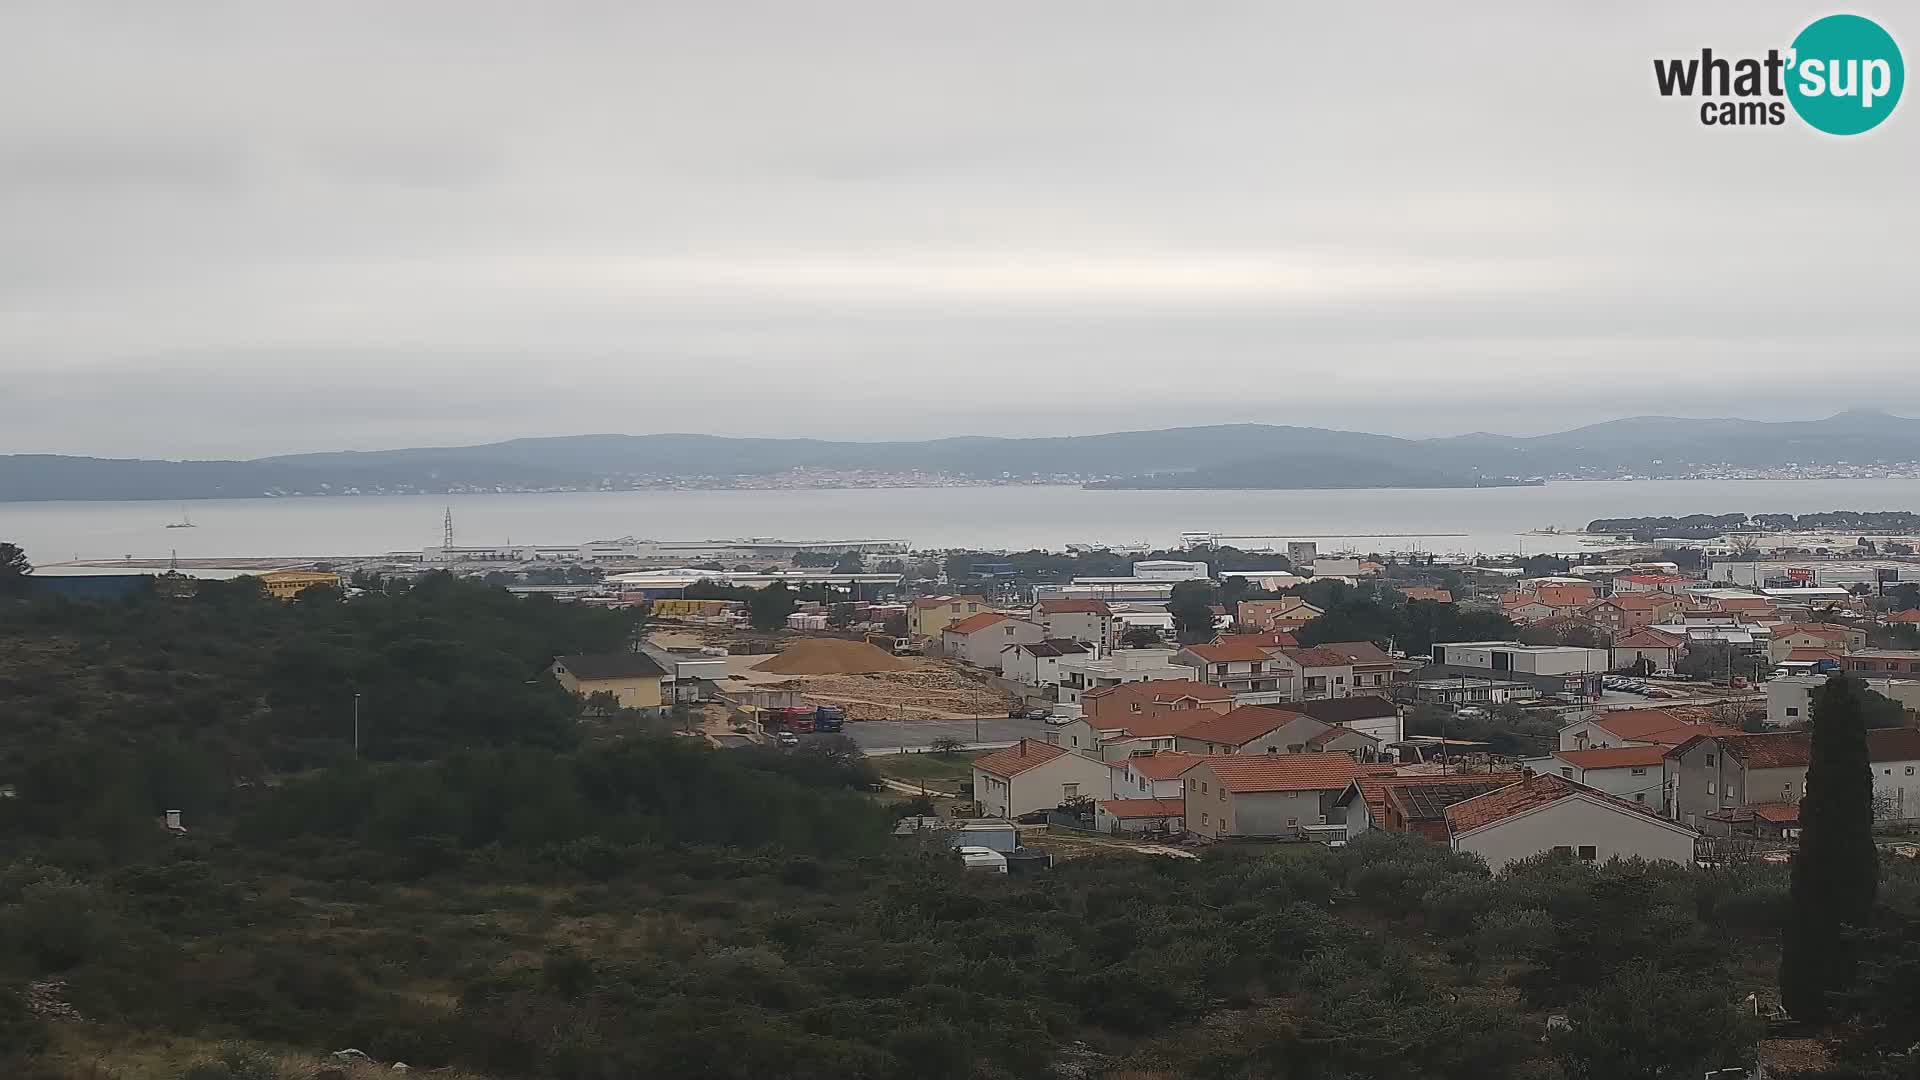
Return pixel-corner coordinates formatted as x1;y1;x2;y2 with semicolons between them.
1780;673;1879;1021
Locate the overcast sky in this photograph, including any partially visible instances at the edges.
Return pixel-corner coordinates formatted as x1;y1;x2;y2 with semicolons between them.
3;2;1915;458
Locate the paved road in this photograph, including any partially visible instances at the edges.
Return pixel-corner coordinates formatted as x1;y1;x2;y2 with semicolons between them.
846;716;1050;753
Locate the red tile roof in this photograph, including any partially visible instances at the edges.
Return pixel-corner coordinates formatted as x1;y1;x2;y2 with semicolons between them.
1444;772;1674;834
1202;753;1360;793
1589;709;1740;747
1123;750;1211;780
1307;725;1379;748
1398;587;1454;603
1216;630;1299;649
1347;771;1524;822
1604;592;1678;610
1098;797;1187;820
1615;629;1684;649
1179;705;1310;746
1311;641;1395;665
1774;622;1856;639
972;739;1070;778
944;612;1008;635
1084;678;1231;705
1100;712;1211;739
1037;599;1113;616
1868;727;1920;762
1785;647;1844;664
1183;640;1280;663
1554;745;1670;769
1747;801;1802;824
1720;732;1812;769
1886;610;1920;624
1286;646;1357;667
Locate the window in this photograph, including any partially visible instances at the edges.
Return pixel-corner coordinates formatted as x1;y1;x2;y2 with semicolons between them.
1062;784;1078;798
1578;845;1597;862
1786;706;1800;716
1335;676;1345;685
1908;766;1916;776
1189;779;1197;791
1635;793;1646;803
1630;767;1647;776
1551;845;1572;856
1287;817;1297;827
1201;782;1209;794
1218;789;1225;802
1705;753;1715;765
1559;767;1573;779
1201;812;1209;826
1707;781;1716;795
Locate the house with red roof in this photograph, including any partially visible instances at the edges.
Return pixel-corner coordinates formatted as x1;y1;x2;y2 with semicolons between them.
1095;797;1187;835
1182;753;1366;840
1584;592;1687;636
941;612;1044;667
1175;640;1295;701
969;739;1116;819
1611;628;1686;673
1336;771;1524;841
1397;586;1454;604
1173;705;1325;757
1557;708;1740;752
1271;641;1396;700
1664;731;1812;830
1766;622;1867;664
1613;573;1695;596
1444;772;1699;872
1524;744;1668;807
1885;609;1920;626
1108;750;1209;799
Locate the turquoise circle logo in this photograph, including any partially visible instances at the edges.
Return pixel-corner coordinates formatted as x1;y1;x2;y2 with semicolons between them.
1787;14;1903;134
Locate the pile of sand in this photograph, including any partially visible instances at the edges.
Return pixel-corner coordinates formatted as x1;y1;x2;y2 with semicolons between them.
752;638;913;676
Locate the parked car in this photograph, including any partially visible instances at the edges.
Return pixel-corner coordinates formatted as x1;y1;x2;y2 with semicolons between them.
1024;707;1051;721
1045;714;1073;726
776;731;800;747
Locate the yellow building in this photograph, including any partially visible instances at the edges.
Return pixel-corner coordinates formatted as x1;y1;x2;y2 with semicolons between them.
260;569;341;600
908;594;989;639
551;653;667;713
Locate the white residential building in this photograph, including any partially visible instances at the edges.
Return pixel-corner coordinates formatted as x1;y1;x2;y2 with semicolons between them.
941;613;1045;667
970;740;1116;819
998;638;1090;687
1444;773;1700;873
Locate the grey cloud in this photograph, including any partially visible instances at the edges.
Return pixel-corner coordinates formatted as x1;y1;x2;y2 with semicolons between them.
0;1;1915;457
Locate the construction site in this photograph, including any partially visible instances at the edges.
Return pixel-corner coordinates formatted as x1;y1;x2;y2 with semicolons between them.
650;626;1016;722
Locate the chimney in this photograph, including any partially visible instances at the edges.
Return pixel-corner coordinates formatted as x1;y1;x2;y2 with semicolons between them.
1019;741;1027;757
165;809;183;830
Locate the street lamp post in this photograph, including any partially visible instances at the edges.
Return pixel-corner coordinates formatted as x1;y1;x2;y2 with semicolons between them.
352;692;362;758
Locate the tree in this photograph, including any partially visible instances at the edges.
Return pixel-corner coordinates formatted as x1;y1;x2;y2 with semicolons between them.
929;736;964;756
1168;581;1218;645
0;542;30;597
827;603;855;629
1120;625;1163;648
832;551;865;574
746;582;798;631
1781;674;1880;1022
883;611;908;637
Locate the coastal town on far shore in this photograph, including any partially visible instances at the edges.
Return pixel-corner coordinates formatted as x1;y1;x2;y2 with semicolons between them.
22;510;1920;882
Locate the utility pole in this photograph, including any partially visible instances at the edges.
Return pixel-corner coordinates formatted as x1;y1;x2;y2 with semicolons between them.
352;692;362;758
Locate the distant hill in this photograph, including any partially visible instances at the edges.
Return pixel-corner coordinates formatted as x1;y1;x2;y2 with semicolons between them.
5;410;1920;501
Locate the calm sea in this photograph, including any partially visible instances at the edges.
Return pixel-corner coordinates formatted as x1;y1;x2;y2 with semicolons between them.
7;479;1920;565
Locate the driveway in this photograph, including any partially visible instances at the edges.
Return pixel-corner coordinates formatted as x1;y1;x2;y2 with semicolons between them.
846;716;1050;753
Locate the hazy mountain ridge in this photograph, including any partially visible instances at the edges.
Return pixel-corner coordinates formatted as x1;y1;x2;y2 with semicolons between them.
5;410;1919;501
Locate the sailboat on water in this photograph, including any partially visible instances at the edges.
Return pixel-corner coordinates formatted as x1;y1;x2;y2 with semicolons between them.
165;505;196;529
